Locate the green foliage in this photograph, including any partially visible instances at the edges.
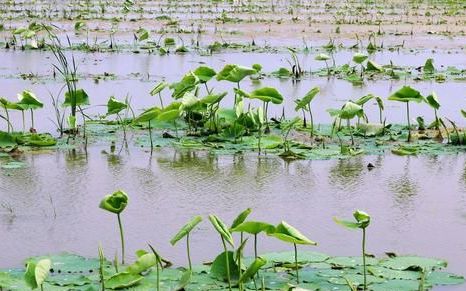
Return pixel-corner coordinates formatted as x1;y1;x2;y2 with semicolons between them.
170;215;203;245
99;190;128;214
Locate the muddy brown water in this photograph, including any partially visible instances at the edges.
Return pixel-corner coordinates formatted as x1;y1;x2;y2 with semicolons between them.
1;147;466;286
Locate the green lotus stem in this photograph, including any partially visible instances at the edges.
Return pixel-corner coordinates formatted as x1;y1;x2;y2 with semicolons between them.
148;120;153;155
294;243;299;284
117;113;127;143
254;234;258;259
362;228;367;291
22;110;25;132
406;101;411;142
5;108;11;132
221;237;232;291
186;233;192;270
117;213;125;264
379;106;383;124
308;104;314;138
30;109;34;129
156;257;160;291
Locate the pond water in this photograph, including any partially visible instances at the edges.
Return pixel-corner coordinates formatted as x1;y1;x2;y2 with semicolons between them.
0;50;465;134
1;146;466;286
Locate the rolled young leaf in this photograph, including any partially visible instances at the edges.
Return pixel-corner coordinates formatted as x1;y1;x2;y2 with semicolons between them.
170;215;203;245
99;190;129;214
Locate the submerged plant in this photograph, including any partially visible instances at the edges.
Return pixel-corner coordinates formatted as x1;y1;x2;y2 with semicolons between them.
334;210;371;291
170;215;203;270
268;221;316;284
99;190;129;264
388;86;424;142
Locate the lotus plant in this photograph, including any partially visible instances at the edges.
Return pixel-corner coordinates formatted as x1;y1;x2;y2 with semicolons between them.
106;96;128;141
334;210;371;291
0;97;22;132
352;53;368;77
216;64;256;104
231;221;275;260
294;87;320;137
425;92;440;134
17;90;43;131
24;258;51;291
388;86;425;142
209;215;234;290
170;215;203;271
315;53;331;75
268;221;316;284
193;66;216;94
150;81;168;108
99;190;129;264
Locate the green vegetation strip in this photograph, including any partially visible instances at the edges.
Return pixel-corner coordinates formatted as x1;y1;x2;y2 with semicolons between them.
0;252;463;290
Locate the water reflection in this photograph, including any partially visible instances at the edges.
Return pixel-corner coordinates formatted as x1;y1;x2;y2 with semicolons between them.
1;147;466;276
328;157;365;193
387;157;418;219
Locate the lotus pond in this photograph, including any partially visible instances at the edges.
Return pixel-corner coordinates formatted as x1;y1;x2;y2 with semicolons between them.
0;0;466;290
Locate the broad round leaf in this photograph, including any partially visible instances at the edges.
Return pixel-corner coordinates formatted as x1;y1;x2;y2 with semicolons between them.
216;64;256;83
105;272;143;289
339;102;364;120
193;66;216;83
269;221;316;245
250;87;284;104
315;53;330;61
64;89;89;107
425;92;440;110
388;86;424;103
106;96;127;115
231;221;275;235
352;53;368;64
17;90;43;110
